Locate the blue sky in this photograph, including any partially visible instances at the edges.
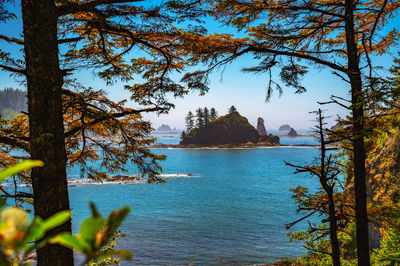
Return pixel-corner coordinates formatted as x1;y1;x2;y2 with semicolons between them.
1;1;399;131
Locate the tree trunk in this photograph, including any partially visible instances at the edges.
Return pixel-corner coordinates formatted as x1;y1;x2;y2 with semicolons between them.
327;192;341;266
344;0;370;265
318;109;341;266
21;0;74;265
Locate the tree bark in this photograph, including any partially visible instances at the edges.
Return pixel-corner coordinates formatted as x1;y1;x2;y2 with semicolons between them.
21;0;74;265
344;0;370;265
327;191;341;266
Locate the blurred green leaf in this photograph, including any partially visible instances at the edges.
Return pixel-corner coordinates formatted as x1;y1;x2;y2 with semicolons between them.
94;249;133;261
24;217;45;243
80;216;106;248
50;233;89;253
0;198;6;209
104;207;130;243
0;160;44;182
42;210;71;231
89;201;101;218
51;203;132;265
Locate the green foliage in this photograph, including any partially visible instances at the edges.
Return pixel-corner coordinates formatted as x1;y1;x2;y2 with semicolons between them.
195;108;204;128
1;108;18;120
88;232;125;266
0;207;71;265
180;131;186;141
228;105;237;114
50;202;132;265
287;222;359;265
0;161;131;265
33;133;55;143
185;111;195;133
210;108;218;121
186;107;218;134
0;160;44;182
371;228;400;265
0;160;71;265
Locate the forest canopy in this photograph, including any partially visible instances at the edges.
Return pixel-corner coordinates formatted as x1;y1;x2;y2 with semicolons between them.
0;88;26;119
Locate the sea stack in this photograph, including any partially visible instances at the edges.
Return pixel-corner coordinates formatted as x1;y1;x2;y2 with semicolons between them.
288;128;298;136
278;124;291;131
256;117;267;136
157;124;172;131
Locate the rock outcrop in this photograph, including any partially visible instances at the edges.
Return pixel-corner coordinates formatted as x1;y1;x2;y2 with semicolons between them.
260;134;280;143
108;175;139;182
181;112;259;145
287;128;298;136
180;111;279;146
278;124;291;131
256;117;267;135
157;124;172;131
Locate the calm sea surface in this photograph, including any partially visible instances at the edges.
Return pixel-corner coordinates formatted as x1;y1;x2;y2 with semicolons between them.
68;132;322;265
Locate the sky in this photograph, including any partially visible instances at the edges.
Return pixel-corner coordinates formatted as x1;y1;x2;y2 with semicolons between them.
1;1;399;131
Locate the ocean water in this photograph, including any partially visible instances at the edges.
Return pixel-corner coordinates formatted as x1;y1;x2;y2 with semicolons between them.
68;133;324;265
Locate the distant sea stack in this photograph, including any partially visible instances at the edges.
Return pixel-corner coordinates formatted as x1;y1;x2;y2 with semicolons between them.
278;124;291;131
287;128;298;136
157;124;172;131
256;117;267;135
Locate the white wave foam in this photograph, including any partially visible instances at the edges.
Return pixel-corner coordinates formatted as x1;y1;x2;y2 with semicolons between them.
67;178;145;187
158;173;197;178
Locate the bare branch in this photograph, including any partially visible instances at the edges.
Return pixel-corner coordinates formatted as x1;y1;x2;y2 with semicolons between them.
0;136;29;151
0;34;24;45
241;45;347;73
0;64;25;75
57;0;143;16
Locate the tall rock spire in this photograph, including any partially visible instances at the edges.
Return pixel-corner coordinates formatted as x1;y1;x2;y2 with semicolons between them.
257;117;267;136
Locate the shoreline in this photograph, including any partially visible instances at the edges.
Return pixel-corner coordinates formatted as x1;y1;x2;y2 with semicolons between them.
150;142;338;149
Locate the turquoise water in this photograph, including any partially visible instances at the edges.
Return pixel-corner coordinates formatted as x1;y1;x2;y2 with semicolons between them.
68;143;322;265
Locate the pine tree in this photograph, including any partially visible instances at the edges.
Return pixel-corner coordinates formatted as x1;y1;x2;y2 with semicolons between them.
210;107;218;121
195;107;204;128
185;111;195;133
228;105;237;114
203;107;210;126
180;130;186;141
286;109;342;266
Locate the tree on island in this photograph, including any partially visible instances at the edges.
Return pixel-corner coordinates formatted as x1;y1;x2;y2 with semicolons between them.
185;111;195;133
178;1;400;263
180;131;186;141
204;107;210;126
228;105;237;114
181;109;261;145
210;108;218;121
196;107;205;128
0;1;206;264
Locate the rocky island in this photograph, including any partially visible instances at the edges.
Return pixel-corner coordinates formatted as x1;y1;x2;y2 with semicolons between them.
278;124;292;131
287;128;298;136
153;107;280;148
157;124;172;131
